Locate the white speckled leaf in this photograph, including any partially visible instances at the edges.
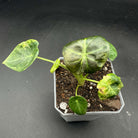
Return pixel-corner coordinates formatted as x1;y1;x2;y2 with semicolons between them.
3;39;39;72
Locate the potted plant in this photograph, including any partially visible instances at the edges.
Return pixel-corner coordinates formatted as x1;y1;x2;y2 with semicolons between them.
2;36;125;122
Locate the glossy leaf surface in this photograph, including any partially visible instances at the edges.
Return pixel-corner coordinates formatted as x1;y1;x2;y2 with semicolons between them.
62;36;111;74
50;58;60;73
97;73;124;100
69;95;87;115
3;39;39;72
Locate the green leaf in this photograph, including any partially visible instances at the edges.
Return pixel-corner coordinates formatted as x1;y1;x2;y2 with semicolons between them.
108;42;117;61
69;96;88;115
62;36;111;74
97;73;124;100
50;58;60;73
3;39;39;72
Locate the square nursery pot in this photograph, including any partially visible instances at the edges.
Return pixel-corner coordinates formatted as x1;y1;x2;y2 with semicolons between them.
53;57;125;122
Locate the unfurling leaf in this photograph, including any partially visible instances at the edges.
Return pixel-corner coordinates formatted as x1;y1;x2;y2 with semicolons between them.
50;58;60;73
69;95;87;115
97;73;124;100
62;36;111;74
3;39;39;72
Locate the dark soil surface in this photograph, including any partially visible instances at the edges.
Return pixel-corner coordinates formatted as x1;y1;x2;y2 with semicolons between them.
56;60;121;114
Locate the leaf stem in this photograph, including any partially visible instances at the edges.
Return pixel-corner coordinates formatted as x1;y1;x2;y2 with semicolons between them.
59;62;68;70
75;84;80;96
37;56;68;70
37;56;55;63
84;78;99;84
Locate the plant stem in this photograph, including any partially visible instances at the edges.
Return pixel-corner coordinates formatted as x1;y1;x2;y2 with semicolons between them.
84;78;99;84
73;73;85;86
37;56;68;70
75;84;80;96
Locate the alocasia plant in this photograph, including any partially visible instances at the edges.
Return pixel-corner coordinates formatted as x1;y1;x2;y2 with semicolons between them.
2;36;123;115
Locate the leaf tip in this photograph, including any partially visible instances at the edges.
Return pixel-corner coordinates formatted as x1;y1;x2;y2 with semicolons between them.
2;59;6;65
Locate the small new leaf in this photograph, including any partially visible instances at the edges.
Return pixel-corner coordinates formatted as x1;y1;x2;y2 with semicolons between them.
97;73;123;100
69;95;87;115
3;39;39;72
50;58;60;73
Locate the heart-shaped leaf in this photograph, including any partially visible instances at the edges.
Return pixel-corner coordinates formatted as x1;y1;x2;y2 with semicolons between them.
3;39;39;72
62;36;110;74
62;36;118;74
50;58;60;73
69;95;87;115
97;73;123;100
